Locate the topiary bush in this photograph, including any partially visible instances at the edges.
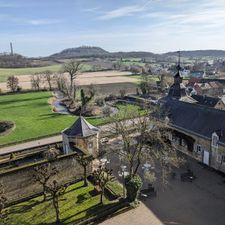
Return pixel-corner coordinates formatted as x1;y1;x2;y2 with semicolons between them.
125;175;142;202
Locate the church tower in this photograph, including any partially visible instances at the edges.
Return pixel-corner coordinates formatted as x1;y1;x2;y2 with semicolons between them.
168;51;183;99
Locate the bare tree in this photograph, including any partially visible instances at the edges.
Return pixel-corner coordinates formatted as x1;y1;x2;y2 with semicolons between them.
92;166;113;204
33;163;58;201
42;70;53;91
46;180;68;224
7;76;19;92
158;74;173;92
139;74;152;95
119;89;126;98
63;60;82;98
80;85;96;112
108;109;179;183
30;73;42;91
0;183;7;219
54;73;70;97
76;154;93;187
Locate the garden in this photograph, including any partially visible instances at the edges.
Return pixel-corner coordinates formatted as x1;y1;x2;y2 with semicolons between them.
0;91;145;146
2;180;125;225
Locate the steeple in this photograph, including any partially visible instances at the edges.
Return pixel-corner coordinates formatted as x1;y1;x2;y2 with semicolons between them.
174;51;182;79
168;51;183;99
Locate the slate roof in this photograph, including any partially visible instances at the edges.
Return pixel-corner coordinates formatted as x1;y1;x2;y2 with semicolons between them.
161;99;225;144
191;95;219;107
62;116;99;137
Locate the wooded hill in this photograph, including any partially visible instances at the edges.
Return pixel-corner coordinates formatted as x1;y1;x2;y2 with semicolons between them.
49;46;225;59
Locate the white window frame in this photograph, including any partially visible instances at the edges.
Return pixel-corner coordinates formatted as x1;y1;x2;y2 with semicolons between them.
194;144;202;155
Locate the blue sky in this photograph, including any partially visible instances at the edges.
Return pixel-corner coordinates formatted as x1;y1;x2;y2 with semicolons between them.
0;0;225;56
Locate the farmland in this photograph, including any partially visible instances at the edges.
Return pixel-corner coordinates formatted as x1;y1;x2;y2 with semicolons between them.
0;63;93;83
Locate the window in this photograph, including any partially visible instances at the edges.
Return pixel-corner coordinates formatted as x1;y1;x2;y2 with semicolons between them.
88;142;93;148
197;145;201;152
168;132;172;141
222;155;225;163
194;144;202;154
181;139;186;147
212;133;219;147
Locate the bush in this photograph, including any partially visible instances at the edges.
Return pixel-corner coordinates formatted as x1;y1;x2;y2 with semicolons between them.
125;175;142;202
119;89;126;98
102;106;111;117
17;86;22;92
105;94;117;101
95;97;105;107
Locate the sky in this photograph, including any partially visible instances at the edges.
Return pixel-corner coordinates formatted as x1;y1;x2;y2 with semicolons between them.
0;0;225;56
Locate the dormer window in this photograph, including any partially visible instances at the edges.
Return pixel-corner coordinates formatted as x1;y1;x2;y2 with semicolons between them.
212;132;219;148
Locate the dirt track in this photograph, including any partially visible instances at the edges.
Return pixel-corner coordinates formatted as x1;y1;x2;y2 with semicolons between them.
0;70;135;91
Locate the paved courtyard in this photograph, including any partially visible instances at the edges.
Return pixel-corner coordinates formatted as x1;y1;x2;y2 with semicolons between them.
101;155;225;225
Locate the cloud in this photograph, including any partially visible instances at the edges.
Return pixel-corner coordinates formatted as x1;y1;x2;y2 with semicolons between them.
82;7;100;13
28;19;62;25
141;0;225;32
99;5;148;20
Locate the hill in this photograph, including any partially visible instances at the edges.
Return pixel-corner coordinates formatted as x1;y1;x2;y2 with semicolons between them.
49;46;225;59
50;46;109;58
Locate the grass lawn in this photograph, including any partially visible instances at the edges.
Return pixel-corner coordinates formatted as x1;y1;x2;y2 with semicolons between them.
0;64;93;83
4;181;118;225
0;92;145;146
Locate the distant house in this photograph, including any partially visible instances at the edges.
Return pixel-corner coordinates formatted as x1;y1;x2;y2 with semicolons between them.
187;77;201;87
180;69;190;78
215;96;225;110
193;83;212;95
190;71;206;78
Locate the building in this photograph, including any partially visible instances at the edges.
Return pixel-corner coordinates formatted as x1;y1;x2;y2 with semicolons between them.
190;70;206;78
160;64;225;173
161;99;225;173
62;116;99;158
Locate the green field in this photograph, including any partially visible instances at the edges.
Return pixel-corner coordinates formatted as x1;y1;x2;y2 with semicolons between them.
0;92;144;145
0;64;93;83
3;181;120;225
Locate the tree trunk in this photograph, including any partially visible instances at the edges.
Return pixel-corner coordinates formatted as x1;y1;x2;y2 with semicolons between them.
100;187;104;204
48;81;52;91
73;85;76;100
53;196;60;224
43;185;47;201
70;75;73;98
84;166;88;187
